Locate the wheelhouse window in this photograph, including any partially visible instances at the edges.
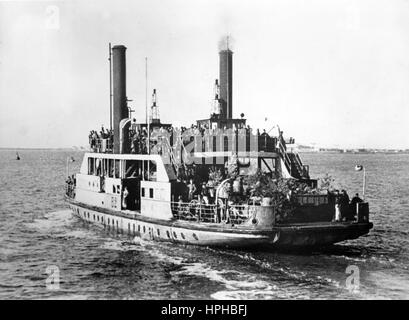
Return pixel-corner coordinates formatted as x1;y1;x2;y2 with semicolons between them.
108;159;114;178
114;159;120;178
143;160;148;180
95;158;102;176
88;157;95;175
149;188;154;198
260;158;275;175
224;136;229;152
103;159;109;176
149;161;157;181
125;160;141;178
141;160;157;181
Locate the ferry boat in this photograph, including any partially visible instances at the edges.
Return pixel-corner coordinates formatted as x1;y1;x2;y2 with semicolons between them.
65;43;373;249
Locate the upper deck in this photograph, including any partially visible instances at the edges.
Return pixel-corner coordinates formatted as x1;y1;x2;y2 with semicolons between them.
79;152;175;183
88;120;310;182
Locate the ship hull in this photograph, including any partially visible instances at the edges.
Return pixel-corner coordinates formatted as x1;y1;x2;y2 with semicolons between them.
66;197;372;249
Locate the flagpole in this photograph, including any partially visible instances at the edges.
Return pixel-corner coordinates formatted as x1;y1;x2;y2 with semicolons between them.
145;57;150;155
109;43;113;132
363;167;366;201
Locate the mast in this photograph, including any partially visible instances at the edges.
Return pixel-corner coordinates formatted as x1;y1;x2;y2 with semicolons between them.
109;43;113;131
145;57;150;155
226;36;229;119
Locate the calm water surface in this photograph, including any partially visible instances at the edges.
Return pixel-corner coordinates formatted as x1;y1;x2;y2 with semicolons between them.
0;149;408;299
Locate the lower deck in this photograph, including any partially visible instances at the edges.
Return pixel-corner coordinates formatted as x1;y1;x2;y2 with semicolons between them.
66;197;373;248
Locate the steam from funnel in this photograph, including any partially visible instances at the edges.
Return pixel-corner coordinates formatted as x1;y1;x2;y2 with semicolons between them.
218;34;234;51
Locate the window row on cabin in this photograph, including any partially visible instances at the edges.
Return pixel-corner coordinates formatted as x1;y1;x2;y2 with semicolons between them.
88;158;157;181
141;187;165;201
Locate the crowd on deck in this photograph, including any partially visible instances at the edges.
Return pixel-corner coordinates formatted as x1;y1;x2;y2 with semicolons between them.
129;122;174;154
87;118;288;156
89;127;114;151
331;189;363;221
125;121;284;156
172;170;258;208
65;174;76;198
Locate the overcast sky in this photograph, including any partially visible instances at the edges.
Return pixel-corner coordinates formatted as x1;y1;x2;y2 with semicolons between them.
1;0;408;149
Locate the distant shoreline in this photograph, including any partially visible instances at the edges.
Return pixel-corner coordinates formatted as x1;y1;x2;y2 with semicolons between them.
297;151;409;154
1;147;408;155
0;147;87;151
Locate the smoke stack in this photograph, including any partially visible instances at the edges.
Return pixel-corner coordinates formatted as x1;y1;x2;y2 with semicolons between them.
219;48;233;119
112;45;128;153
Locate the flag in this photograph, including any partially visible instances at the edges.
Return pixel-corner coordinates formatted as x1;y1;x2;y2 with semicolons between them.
355;165;363;171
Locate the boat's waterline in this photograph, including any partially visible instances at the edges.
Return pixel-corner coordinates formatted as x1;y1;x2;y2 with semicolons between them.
67;197;372;249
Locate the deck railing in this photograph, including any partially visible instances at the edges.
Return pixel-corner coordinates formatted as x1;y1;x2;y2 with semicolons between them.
91;138;113;153
171;201;218;223
170;201;256;225
227;204;257;225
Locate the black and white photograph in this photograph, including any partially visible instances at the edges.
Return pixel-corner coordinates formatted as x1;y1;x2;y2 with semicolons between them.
1;0;408;304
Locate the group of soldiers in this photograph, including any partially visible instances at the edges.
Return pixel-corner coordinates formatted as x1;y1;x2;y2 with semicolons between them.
333;190;363;221
89;127;113;150
65;174;76;198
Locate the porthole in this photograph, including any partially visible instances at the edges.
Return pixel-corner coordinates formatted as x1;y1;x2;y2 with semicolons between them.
143;226;146;233
192;233;198;241
108;218;110;224
157;229;160;236
133;224;136;235
138;225;141;232
166;230;170;238
173;232;177;239
181;233;185;240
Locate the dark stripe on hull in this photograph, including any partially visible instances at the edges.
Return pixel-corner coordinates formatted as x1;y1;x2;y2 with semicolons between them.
66;197;373;249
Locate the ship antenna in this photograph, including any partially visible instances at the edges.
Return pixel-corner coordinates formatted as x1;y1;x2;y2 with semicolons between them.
226;35;230;119
145;57;150;155
109;42;113;131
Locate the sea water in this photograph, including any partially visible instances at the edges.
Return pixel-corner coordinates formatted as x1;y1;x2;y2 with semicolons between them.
0;149;408;299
